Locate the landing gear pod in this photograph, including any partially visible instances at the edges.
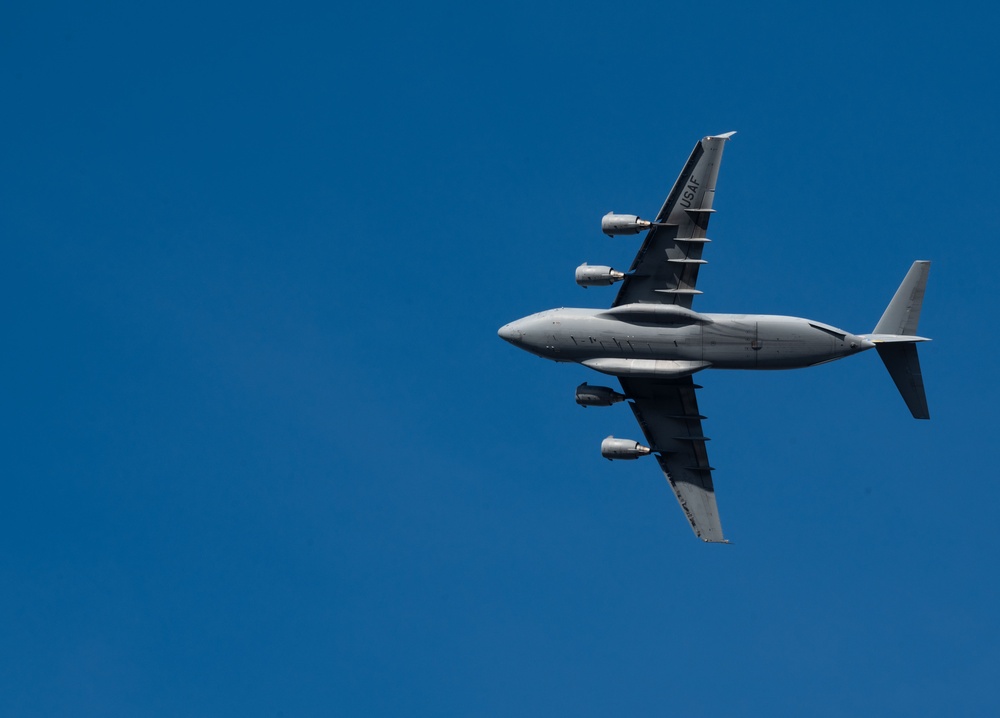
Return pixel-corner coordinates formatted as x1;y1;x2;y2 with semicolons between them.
575;263;625;287
575;382;626;407
600;436;651;460
601;212;651;236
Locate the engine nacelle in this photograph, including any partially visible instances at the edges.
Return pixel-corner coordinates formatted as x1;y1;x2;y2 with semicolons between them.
601;436;652;460
602;212;652;236
575;382;626;407
575;263;625;287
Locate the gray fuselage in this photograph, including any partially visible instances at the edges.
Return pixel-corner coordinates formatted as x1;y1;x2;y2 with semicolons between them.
499;308;873;377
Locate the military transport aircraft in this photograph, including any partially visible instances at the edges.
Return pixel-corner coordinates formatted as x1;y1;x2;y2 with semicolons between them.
498;132;930;543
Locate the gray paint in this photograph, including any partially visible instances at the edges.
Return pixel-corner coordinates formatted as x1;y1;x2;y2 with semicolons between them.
498;309;871;371
498;133;931;543
874;260;930;336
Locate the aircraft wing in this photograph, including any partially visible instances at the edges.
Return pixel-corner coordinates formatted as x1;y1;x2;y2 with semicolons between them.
619;376;726;543
613;133;735;309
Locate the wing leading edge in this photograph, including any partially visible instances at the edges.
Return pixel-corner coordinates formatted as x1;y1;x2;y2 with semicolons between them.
613;132;734;309
619;376;726;543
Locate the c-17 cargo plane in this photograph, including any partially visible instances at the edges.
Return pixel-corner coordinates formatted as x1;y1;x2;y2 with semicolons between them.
498;132;930;542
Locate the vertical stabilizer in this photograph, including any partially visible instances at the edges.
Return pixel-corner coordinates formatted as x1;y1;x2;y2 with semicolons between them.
874;261;930;335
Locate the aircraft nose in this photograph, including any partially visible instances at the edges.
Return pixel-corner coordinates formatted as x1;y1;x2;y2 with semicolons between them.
498;322;522;344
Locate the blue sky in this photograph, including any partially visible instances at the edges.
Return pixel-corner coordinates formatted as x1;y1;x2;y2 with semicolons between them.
3;1;1000;715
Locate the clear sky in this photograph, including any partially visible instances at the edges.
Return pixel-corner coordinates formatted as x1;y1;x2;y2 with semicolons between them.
3;1;1000;715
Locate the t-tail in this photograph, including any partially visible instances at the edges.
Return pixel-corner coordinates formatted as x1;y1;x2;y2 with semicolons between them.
862;261;931;419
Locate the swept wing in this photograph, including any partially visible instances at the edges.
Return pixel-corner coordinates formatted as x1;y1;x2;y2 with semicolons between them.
620;376;725;542
613;132;734;308
614;134;734;541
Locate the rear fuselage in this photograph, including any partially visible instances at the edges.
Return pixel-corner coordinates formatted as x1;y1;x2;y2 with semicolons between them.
498;307;872;373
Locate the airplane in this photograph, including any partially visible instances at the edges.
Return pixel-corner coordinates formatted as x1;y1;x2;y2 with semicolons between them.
497;132;930;543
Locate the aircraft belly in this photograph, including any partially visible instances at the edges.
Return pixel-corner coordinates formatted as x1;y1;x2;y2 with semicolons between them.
701;317;835;369
754;335;833;367
702;319;757;368
762;319;836;368
558;315;838;369
643;325;703;361
562;321;705;362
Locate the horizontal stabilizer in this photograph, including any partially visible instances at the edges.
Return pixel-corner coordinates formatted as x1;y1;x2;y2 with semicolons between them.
864;333;931;344
877;343;930;419
871;261;931;418
874;261;930;335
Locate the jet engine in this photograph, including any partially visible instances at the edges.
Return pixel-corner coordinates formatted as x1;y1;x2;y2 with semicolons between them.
600;436;652;460
575;382;626;407
575;263;625;287
601;212;652;236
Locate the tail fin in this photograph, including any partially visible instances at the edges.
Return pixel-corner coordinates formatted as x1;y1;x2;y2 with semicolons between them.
869;261;931;419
